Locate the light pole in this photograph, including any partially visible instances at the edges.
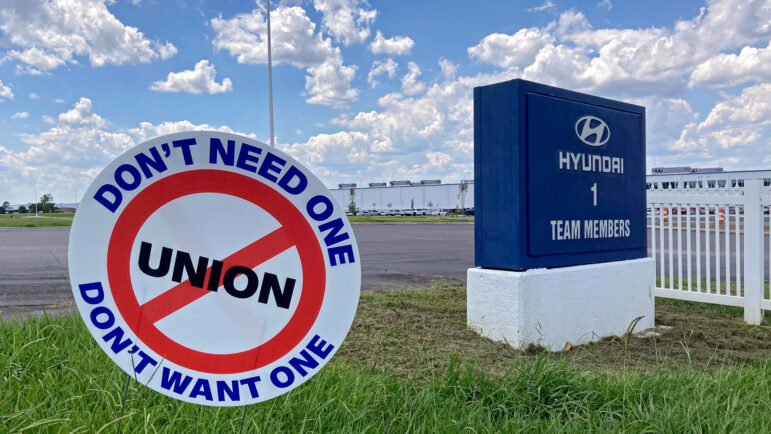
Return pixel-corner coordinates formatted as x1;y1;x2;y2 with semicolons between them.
266;0;275;147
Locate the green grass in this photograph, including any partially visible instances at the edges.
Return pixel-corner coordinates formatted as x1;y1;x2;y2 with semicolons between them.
348;215;473;223
656;276;771;321
2;284;771;432
0;213;74;227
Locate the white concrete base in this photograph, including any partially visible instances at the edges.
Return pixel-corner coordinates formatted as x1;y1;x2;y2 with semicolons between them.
467;258;655;351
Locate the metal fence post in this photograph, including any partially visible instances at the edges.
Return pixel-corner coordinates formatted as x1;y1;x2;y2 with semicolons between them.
743;179;763;324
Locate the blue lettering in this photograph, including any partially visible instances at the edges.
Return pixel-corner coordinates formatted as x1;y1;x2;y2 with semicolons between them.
172;138;197;165
93;184;122;213
102;326;132;354
306;195;333;221
318;218;349;247
134;147;167;179
79;282;104;304
277;165;307;195
288;349;319;377
160;367;193;395
189;378;213;401
270;366;295;388
217;380;240;402
306;335;335;359
236;143;262;172
114;164;142;191
257;153;285;183
134;350;157;374
328;245;355;266
209;138;235;166
90;306;114;330
239;376;261;399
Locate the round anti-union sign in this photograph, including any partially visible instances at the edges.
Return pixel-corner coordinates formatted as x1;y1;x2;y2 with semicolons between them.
68;131;361;406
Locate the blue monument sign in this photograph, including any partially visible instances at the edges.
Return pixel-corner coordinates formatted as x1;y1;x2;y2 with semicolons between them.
474;79;646;270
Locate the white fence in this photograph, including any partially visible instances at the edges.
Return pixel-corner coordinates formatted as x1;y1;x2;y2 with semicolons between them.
647;179;771;324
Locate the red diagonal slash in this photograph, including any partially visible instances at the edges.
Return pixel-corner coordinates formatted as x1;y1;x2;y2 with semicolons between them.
108;169;327;373
139;226;293;325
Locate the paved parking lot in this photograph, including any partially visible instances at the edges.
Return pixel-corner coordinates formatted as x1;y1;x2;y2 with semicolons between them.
0;224;474;318
1;223;763;318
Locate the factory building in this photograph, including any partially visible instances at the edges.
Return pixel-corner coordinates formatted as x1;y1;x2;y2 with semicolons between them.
329;180;474;212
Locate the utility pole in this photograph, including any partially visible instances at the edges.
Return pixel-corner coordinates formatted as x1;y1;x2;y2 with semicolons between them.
266;0;275;147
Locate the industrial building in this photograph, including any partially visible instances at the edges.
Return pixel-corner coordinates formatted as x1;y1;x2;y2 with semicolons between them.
329;180;475;213
330;168;771;213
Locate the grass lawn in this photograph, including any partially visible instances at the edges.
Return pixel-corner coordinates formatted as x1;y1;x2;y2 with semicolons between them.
2;283;771;432
0;213;74;228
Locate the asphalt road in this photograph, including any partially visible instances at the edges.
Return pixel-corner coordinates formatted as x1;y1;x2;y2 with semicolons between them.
0;224;476;318
0;224;766;318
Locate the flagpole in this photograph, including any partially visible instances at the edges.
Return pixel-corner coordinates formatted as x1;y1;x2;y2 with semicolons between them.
266;0;275;147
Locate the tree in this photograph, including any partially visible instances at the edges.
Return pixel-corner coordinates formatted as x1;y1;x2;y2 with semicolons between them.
40;193;56;213
348;200;357;215
457;183;468;210
18;205;27;213
427;201;433;209
410;198;414;209
1;200;8;214
387;202;392;209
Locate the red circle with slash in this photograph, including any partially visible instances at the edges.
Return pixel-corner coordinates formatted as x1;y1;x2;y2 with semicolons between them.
107;169;326;374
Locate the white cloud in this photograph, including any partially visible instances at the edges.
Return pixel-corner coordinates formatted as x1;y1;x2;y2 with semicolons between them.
151;60;233;94
211;6;335;67
672;84;771;167
368;31;414;56
0;97;256;203
467;0;771;99
689;42;771;88
262;0;771;183
439;59;458;80
305;57;358;106
55;98;64;103
367;58;397;88
0;80;13;101
284;131;370;170
554;9;592;36
468;28;554;70
211;5;358;107
11;111;28;120
0;0;177;74
55;98;108;128
699;84;771;131
528;1;555;12
29;92;40;99
598;0;613;11
291;68;512;186
425;151;451;168
312;0;376;46
127;120;256;144
401;61;425;95
15;99;128;168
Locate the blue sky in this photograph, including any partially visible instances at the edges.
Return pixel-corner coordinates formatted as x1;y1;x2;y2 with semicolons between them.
0;0;769;204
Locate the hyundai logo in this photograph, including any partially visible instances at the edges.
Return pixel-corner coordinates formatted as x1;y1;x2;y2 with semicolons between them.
575;116;610;147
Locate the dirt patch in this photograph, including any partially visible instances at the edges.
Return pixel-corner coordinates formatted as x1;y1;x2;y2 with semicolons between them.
336;282;771;377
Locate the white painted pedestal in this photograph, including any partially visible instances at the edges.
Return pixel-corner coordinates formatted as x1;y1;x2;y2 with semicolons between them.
467;258;655;351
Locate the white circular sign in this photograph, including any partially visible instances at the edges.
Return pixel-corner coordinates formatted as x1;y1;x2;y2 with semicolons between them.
68;131;361;406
